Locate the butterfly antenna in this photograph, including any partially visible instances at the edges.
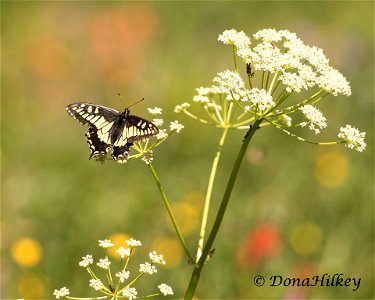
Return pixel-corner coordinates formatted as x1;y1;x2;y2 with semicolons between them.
126;97;145;110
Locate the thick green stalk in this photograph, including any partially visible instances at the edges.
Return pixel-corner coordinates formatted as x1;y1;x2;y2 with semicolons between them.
184;119;263;299
147;163;194;263
196;127;229;260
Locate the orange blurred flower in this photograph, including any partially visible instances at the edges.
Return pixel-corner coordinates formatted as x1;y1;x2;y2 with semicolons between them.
87;5;158;83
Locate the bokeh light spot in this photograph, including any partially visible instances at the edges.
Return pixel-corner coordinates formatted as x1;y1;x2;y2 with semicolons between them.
315;151;348;188
152;238;183;269
107;232;131;259
11;237;42;267
236;222;282;267
291;222;323;256
18;274;45;299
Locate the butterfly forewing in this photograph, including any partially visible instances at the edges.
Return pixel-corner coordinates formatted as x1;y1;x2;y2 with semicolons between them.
66;102;119;128
114;115;159;147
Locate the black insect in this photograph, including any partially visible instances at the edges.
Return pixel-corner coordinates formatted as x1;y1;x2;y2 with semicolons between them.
66;100;159;163
246;63;255;77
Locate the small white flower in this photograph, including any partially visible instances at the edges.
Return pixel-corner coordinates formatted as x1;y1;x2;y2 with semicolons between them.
115;270;130;283
122;287;138;300
253;28;283;43
142;150;154;164
299;105;327;134
152;118;164;126
98;239;114;248
213;70;245;93
79;254;93;267
116;246;130;259
139;262;157;274
149;251;166;265
158;283;174;296
279;72;308;93
156;129;168;140
174;102;191;113
53;287;70;299
279;114;292;127
126;238;142;247
148;107;163;115
97;257;111;269
246;88;275;111
89;278;104;291
338;125;367;152
218;29;251;49
316;66;351;96
169;121;184;133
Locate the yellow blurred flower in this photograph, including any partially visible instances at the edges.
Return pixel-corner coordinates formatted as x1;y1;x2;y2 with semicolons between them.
315;150;349;188
290;222;323;256
11;237;42;267
107;232;131;259
152;237;183;269
18;274;45;299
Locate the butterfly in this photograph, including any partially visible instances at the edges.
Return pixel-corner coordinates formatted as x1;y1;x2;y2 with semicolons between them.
66;101;159;163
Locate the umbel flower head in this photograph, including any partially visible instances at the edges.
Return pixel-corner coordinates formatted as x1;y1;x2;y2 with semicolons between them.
175;28;366;152
53;238;173;300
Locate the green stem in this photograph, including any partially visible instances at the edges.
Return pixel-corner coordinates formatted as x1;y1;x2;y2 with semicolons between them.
147;163;194;263
184;118;263;299
196;127;229;260
232;45;238;72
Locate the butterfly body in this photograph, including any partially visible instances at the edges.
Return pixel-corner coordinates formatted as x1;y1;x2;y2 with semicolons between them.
66;102;159;163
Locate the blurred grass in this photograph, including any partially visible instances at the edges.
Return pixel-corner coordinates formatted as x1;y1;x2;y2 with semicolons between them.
1;1;374;299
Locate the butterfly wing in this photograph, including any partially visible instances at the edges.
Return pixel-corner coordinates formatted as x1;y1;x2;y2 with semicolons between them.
66;102;120;144
113;115;159;147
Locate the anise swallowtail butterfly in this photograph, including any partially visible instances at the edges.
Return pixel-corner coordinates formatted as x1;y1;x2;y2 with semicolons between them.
66;102;159;163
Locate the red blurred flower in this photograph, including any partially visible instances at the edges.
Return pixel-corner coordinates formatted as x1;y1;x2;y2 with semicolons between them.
237;222;282;267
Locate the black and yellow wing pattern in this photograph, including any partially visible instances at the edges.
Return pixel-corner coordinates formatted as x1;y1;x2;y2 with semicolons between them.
66;102;159;163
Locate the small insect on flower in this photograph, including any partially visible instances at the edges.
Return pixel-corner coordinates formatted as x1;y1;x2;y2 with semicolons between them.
66;98;159;163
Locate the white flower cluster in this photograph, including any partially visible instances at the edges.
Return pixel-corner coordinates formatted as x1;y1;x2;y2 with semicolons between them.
338;125;367;152
222;28;351;96
243;88;275;112
55;238;173;299
299;105;327;134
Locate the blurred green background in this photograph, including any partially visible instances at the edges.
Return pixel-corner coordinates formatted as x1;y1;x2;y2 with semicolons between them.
1;1;374;299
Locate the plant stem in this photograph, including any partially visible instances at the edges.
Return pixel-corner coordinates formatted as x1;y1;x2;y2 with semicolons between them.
147;163;194;263
196;127;229;260
184;118;263;299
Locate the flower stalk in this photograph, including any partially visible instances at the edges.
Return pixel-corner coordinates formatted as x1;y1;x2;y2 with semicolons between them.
147;163;194;263
185;119;263;299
